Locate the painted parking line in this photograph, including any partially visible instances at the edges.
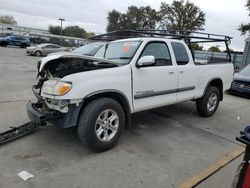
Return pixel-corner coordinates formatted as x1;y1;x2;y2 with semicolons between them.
178;146;245;188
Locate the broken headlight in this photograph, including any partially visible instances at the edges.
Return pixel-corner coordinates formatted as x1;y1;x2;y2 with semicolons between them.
42;80;72;96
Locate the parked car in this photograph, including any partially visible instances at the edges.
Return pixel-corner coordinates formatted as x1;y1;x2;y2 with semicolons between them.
0;35;30;48
26;43;68;56
230;65;250;96
48;42;106;56
27;34;234;152
72;42;106;56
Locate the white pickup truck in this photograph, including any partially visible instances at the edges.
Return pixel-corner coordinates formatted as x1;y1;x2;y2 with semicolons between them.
27;35;234;151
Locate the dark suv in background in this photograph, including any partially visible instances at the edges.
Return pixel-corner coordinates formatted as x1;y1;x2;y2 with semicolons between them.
0;35;30;48
230;65;250;97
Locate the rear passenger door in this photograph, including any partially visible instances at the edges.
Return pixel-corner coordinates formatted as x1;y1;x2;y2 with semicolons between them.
13;37;22;45
171;42;197;101
132;41;178;112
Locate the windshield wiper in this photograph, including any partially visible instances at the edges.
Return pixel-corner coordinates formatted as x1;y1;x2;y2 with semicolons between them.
108;57;131;60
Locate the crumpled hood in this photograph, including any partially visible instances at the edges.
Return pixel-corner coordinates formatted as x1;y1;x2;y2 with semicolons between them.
38;52;120;72
234;73;250;82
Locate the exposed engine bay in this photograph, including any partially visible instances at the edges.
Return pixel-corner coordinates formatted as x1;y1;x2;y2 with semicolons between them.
33;55;120;114
35;56;120;94
38;57;119;79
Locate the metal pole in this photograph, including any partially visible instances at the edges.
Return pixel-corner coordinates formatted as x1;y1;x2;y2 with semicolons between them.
58;18;65;45
60;21;62;36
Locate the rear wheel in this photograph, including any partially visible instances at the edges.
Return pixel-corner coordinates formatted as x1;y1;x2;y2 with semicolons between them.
0;42;7;47
196;86;220;117
20;43;27;48
35;51;42;57
78;98;125;152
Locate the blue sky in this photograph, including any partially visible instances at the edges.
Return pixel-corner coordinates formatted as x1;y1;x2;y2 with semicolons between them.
0;0;249;50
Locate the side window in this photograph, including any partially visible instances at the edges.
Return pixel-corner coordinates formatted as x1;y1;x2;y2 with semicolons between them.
140;42;172;66
171;42;189;65
46;45;58;48
51;45;60;48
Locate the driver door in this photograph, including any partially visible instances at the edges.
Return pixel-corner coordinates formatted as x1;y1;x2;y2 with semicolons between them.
132;41;178;112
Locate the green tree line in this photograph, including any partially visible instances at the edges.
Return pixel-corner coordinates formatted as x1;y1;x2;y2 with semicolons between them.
49;25;95;39
107;0;206;34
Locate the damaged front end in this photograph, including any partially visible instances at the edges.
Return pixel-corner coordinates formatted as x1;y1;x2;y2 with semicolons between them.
27;54;119;128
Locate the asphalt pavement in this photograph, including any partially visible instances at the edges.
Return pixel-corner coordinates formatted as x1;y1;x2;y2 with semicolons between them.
0;46;249;188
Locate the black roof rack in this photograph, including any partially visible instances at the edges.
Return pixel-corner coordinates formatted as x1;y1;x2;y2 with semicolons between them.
89;29;232;44
89;29;232;62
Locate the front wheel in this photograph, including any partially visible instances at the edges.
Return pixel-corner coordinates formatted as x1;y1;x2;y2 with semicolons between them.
0;42;7;47
78;98;125;152
35;51;42;57
196;86;220;117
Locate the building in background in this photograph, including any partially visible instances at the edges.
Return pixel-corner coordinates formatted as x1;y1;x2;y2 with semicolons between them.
242;37;250;69
0;23;87;47
0;23;49;36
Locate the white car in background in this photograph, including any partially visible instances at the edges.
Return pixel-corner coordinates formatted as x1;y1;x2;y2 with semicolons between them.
26;43;68;56
48;42;107;56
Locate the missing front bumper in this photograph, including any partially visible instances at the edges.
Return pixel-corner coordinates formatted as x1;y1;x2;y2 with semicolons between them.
26;101;82;128
26;101;60;125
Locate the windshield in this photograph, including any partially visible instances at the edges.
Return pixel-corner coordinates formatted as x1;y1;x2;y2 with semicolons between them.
73;43;104;55
36;44;46;48
94;41;141;64
240;65;250;75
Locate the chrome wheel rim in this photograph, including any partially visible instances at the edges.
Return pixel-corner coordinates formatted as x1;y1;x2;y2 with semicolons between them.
95;109;119;142
207;93;218;112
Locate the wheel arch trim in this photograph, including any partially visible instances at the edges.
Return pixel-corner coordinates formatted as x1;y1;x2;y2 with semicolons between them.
84;89;132;112
203;77;223;101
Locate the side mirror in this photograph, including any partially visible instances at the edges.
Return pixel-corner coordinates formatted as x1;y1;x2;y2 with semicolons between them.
137;55;155;68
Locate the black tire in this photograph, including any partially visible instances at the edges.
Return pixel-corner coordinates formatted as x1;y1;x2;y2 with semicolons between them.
20;43;27;48
78;98;125;152
35;51;42;57
196;86;220;117
0;42;7;47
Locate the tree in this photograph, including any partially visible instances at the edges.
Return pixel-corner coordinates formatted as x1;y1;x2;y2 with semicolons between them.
86;32;95;38
106;10;126;32
106;6;159;32
208;46;221;52
49;25;88;38
0;15;17;25
239;0;250;35
63;26;87;38
159;0;205;34
125;6;159;30
49;26;61;35
191;43;203;50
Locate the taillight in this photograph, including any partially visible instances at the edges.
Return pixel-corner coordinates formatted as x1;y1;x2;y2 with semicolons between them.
243;164;250;188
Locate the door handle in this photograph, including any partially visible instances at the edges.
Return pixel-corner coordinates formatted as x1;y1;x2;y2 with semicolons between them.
179;70;185;74
168;71;175;74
